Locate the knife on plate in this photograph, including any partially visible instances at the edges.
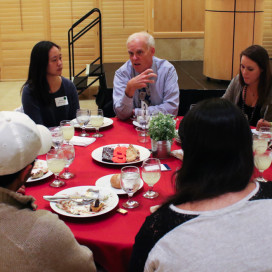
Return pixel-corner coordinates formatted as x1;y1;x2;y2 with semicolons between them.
43;195;95;202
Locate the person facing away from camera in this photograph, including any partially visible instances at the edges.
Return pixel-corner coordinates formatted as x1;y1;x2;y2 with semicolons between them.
113;31;179;120
21;40;79;127
223;44;272;128
0;111;96;272
130;98;272;272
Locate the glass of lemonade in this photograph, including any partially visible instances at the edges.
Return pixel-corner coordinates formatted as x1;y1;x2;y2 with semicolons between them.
46;148;66;187
120;166;141;209
254;147;272;182
253;137;268;154
90;109;104;138
141;158;161;199
76;109;90;137
60;120;75;143
60;143;75;179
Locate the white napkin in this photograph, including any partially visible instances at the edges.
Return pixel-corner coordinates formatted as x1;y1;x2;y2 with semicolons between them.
150;205;160;213
69;136;96;147
251;128;260;135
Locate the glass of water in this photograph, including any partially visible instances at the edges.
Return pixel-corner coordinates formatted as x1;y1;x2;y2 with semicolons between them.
136;109;150;130
49;127;63;149
120;166;141;209
60;143;75;179
76;109;90;137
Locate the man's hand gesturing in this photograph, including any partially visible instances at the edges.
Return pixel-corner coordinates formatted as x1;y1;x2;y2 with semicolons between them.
125;69;157;98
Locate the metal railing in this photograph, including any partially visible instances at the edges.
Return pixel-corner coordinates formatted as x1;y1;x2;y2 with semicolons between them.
68;8;105;95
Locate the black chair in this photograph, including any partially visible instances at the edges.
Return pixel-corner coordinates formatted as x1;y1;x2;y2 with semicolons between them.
178;89;226;116
96;87;115;117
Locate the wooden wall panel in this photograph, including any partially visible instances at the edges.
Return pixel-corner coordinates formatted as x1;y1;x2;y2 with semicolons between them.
203;12;234;80
0;0;271;80
263;0;272;56
50;0;98;78
236;0;259;11
182;0;205;31
205;0;235;11
154;0;181;32
204;0;266;80
232;13;255;76
101;0;145;30
0;1;47;80
254;13;264;44
100;0;145;63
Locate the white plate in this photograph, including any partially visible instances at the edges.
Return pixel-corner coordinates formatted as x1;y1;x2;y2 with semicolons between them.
27;170;53;183
50;186;119;218
251;128;260;135
72;117;113;130
95;174;144;195
133;120;149;129
92;144;151;165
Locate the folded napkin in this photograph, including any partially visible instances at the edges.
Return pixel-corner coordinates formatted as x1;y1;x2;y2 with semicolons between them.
170;149;184;161
69;136;96;147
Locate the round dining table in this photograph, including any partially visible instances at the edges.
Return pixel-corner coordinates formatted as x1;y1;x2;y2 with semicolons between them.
25;117;272;272
25;117;183;272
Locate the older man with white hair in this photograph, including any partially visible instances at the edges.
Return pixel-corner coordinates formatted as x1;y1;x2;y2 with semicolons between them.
113;31;180;120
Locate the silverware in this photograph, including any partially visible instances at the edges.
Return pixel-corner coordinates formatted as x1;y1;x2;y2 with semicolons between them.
263;105;269;120
43;195;95;203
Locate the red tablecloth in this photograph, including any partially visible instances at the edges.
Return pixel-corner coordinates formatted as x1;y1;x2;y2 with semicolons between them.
25;117;183;272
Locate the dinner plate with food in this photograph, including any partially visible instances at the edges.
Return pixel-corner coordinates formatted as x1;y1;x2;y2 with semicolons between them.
72;117;113;130
95;173;144;195
27;160;53;182
49;186;119;218
91;144;151;165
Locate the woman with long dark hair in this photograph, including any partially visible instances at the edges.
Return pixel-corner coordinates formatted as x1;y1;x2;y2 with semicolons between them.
223;44;272;127
21;41;79;127
130;98;272;271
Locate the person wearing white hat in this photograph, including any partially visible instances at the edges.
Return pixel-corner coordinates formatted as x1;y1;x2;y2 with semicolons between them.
0;111;96;272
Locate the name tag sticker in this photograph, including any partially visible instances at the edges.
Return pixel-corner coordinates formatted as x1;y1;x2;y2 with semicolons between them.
55;96;68;107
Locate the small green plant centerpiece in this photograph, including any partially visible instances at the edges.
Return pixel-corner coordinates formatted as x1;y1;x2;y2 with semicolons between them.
148;113;176;158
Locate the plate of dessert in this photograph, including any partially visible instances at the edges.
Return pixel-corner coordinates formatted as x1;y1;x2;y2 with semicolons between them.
92;144;151;165
95;173;144;195
27;160;53;182
72;117;113;130
49;186;119;218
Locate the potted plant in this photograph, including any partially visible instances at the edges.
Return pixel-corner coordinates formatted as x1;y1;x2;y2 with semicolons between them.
148;113;177;158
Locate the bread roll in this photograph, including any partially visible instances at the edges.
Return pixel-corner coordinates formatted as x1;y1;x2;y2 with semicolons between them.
110;174;121;189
